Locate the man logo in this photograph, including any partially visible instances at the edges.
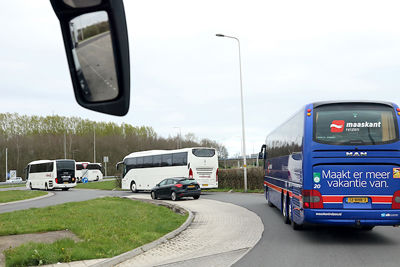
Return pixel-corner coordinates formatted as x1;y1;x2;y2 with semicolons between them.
346;152;367;157
330;120;345;133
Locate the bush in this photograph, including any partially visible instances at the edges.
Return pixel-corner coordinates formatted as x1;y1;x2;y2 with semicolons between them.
218;167;264;190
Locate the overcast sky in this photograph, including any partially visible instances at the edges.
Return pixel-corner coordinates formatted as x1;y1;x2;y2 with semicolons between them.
1;0;400;157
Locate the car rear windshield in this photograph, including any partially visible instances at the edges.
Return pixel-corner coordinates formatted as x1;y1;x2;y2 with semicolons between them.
56;160;75;171
314;103;398;145
192;149;215;157
179;179;197;185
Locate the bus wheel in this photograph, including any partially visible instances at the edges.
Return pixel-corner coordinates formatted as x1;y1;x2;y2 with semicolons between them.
282;194;290;224
130;182;137;193
62;188;69;191
266;188;273;207
292;220;303;230
29;183;33;190
361;226;374;231
45;183;48;191
171;192;178;201
151;191;157;200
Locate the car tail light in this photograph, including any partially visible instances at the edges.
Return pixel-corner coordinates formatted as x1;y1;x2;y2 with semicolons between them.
302;189;323;209
216;168;218;182
55;178;58;184
392;191;400;209
189;168;193;178
175;184;183;188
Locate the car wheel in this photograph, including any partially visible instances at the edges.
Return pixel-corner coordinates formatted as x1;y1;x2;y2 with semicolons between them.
282;194;290;224
130;181;137;193
151;191;157;200
193;195;200;200
171;192;178;201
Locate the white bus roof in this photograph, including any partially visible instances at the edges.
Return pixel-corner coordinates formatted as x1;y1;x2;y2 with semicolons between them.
28;159;76;165
123;147;216;161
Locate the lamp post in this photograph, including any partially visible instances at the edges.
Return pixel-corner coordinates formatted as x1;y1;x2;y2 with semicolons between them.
216;33;248;192
173;127;182;149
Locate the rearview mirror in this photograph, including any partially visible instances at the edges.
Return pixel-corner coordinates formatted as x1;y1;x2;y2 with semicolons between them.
50;0;130;116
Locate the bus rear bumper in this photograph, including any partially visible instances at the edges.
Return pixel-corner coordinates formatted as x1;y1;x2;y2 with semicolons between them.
304;209;400;226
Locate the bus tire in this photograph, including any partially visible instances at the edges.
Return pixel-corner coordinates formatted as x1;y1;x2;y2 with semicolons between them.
151;191;157;200
130;181;137;193
45;183;48;191
266;188;273;207
282;193;290;224
29;183;33;190
292;220;303;230
361;226;374;231
62;188;69;191
171;191;178;201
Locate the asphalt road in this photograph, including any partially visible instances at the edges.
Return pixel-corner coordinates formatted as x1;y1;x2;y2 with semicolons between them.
3;189;400;267
76;31;118;102
202;192;400;267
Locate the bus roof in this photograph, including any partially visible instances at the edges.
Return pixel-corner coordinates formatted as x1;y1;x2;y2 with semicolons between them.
28;159;76;165
312;100;395;108
123;147;216;161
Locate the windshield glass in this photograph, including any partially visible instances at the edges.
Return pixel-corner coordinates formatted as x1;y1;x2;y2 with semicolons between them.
314;103;398;145
192;149;215;157
56;160;75;170
179;179;197;185
87;164;101;170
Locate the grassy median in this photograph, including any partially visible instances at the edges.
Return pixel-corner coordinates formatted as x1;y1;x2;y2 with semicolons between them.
75;180;123;190
0;190;47;203
0;184;26;189
1;197;187;266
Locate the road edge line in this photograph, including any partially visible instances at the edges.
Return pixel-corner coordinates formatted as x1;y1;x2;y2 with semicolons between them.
0;192;54;206
93;197;194;267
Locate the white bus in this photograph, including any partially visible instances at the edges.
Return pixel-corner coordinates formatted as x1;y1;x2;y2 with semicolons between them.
25;159;77;191
119;147;218;192
76;162;103;182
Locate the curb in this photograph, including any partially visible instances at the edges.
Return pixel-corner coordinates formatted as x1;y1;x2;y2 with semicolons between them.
93;197;194;267
0;191;54;206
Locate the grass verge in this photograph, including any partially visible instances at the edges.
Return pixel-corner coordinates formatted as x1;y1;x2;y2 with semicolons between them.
0;184;26;189
205;188;263;193
0;190;47;203
2;197;187;266
75;180;124;190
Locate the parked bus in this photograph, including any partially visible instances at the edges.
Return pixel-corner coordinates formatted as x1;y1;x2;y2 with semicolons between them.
26;159;77;191
76;162;103;182
259;101;400;230
119;147;218;192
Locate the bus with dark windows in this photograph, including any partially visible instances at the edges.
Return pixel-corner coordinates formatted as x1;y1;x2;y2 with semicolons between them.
259;101;400;230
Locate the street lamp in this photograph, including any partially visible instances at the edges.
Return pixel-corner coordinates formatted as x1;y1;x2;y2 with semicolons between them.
173;127;182;149
216;33;248;192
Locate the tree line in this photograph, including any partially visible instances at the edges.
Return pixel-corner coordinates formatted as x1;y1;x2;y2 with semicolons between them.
0;113;228;181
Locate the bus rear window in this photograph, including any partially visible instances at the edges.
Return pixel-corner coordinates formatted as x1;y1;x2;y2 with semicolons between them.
56;160;75;170
314;104;398;145
192;149;215;157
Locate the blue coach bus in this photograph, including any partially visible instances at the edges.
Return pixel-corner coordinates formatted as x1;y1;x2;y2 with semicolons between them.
259;101;400;230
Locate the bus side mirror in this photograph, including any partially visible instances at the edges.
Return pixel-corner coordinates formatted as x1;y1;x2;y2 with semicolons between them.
116;161;123;170
258;152;264;159
50;0;130;116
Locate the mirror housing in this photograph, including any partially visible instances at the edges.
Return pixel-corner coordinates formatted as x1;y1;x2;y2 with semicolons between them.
259;144;266;159
50;0;130;116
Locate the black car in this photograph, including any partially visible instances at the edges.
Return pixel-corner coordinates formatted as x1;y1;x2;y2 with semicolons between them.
151;177;201;201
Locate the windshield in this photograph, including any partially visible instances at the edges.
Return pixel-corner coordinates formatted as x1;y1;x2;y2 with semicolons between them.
192;149;215;157
87;164;101;170
56;160;75;171
314;103;398;145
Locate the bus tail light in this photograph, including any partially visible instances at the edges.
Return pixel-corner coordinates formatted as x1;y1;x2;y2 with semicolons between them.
216;168;219;182
392;191;400;209
302;190;323;209
175;184;183;188
55;178;58;184
189;168;193;178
